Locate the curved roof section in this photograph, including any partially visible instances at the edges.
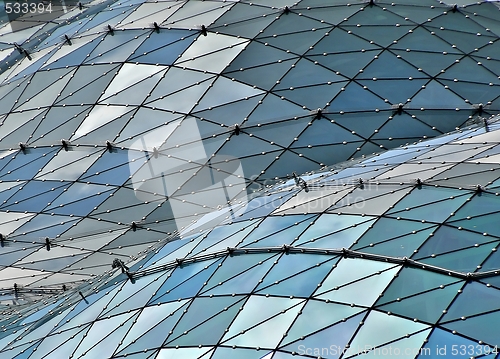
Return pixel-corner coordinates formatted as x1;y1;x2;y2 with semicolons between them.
0;116;499;358
0;0;499;303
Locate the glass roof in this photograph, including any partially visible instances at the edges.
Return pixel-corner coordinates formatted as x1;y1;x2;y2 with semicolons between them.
0;117;499;358
0;0;499;358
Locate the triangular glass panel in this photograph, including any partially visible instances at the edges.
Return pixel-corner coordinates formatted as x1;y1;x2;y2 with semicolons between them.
195;76;263;111
43;40;100;69
279;311;365;357
297;6;361;28
440;80;497;105
316;258;397;296
229;58;298;90
299;217;374;250
328;82;388;112
120;2;184;28
391;50;461;78
100;68;167;106
348;310;429;356
432;28;495;54
262;28;329;55
117;300;189;351
410;80;467;109
212;3;276;39
224;299;304;349
283;300;363;346
15;71;74;111
351;329;430;359
276;82;348;110
175;33;249;73
193;94;264;126
222;296;304;346
169;295;245;342
358;79;427;105
257;257;337;298
72;311;138;359
308;50;379;79
438;56;500;84
85;30;148;63
146;75;215;113
386;196;467;223
318;266;400;307
419;328;484;359
393;26;459;53
359;51;422;80
361;227;437;258
441;309;500;345
413;225;493;259
419;244;494;272
377;282;462;324
205;256;277;295
243;216;313;248
342;25;411;48
343;6;406;27
116;300;189;355
441;281;500;322
166;300;241;347
149;258;221;303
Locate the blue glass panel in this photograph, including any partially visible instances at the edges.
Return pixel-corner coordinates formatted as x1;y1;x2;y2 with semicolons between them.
11;342;39;359
240;215;315;247
378;282;462;324
442;282;500;322
150;259;221;303
48;188;114;217
257;253;333;289
0;149;58;181
117;302;188;355
413;226;493;259
419;245;494;273
9;214;80;239
280;312;365;358
361;227;437;257
58;289;109;328
190;220;260;254
244;217;314;248
449;213;500;239
300;218;375;250
298;214;374;246
201;253;275;293
139;233;204;269
102;276;169;317
166;300;241;346
376;267;459;306
47;41;100;69
256;258;336;298
480;248;500;272
387;187;465;215
442;310;500;347
169;296;245;342
210;346;270;359
130;31;196;65
283;300;363;346
207;257;276;295
354;218;432;249
328;82;388;112
3;184;65;213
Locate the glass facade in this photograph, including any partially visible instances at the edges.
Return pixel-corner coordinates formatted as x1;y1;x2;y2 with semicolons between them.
0;0;499;358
